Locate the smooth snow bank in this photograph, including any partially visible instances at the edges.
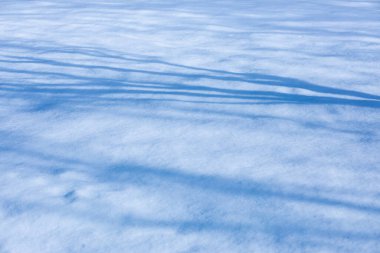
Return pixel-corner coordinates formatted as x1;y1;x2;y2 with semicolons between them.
0;1;380;252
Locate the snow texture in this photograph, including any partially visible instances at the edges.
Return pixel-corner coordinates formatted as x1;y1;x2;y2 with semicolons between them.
0;0;380;252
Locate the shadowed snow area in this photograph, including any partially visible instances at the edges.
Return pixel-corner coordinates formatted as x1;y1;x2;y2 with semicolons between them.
1;0;380;252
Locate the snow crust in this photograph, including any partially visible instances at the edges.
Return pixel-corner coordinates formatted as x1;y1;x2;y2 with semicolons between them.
0;1;380;252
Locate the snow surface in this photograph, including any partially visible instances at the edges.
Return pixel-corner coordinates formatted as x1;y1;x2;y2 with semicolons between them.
1;0;380;252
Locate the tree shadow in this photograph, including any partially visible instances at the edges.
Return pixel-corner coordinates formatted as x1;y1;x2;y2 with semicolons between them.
104;163;380;215
1;42;380;109
1;41;380;252
2;148;379;250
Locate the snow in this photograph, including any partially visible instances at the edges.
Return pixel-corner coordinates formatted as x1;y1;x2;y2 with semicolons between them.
0;0;380;252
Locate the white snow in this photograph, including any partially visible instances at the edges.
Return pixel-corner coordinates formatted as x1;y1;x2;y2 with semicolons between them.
0;0;380;252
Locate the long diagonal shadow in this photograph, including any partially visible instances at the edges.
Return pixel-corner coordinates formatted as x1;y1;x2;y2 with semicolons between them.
105;164;380;215
2;54;380;101
0;66;380;108
0;43;380;109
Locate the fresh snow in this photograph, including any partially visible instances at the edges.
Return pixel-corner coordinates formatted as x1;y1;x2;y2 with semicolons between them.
0;0;380;252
